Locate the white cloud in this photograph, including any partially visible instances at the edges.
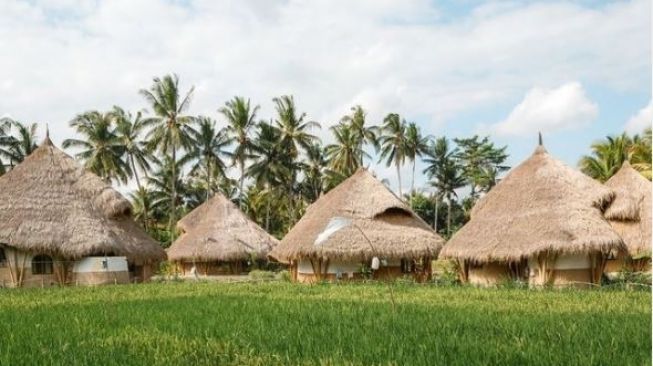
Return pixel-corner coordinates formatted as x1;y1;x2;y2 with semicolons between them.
0;0;649;188
484;82;599;137
625;100;652;134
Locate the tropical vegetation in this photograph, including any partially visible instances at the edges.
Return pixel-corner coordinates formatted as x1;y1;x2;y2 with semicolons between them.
0;74;650;244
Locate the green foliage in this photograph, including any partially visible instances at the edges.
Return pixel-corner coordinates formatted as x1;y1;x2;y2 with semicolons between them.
579;128;652;181
0;282;649;365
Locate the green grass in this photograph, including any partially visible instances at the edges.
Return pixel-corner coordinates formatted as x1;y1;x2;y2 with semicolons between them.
0;282;649;365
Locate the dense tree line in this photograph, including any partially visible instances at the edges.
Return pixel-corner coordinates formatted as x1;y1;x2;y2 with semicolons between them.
0;74;650;245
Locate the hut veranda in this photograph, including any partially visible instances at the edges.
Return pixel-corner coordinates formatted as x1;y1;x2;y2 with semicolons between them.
440;140;625;287
270;168;444;282
603;161;652;274
167;193;279;276
0;137;166;288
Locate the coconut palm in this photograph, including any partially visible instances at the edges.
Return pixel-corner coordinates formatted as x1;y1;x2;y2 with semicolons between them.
7;120;38;164
273;95;320;160
302;142;328;202
186;116;231;201
147;156;188;226
378;113;407;196
326;123;369;177
111;107;155;187
630;128;652;179
130;186;156;231
219;96;259;202
62;110;128;183
340;105;379;163
404;122;430;194
0;118;14;174
423;137;465;236
580;133;634;182
248;121;292;230
140;74;195;235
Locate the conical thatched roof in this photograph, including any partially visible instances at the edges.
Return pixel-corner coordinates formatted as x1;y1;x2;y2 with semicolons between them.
0;137;166;262
441;144;624;262
604;162;651;256
167;193;279;262
270;168;444;263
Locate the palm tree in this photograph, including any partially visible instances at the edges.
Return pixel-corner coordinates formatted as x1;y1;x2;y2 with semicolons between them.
62;110;128;183
340;105;379;164
140;74;195;235
147;156;188;228
186;116;231;201
423;137;465;236
273;95;320;160
630;128;652;179
378;113;407;197
325;124;369;177
404;122;430;194
8;120;38;164
130;186;156;232
219;96;259;202
302;142;328;202
111;107;155;187
580;133;634;182
248;121;291;231
0;118;14;174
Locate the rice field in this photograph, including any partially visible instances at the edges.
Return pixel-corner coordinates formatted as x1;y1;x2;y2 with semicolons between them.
0;281;649;365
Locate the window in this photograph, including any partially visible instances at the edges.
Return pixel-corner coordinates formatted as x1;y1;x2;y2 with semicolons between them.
0;247;6;267
32;255;53;275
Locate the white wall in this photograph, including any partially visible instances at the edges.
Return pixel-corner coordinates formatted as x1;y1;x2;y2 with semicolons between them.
528;253;590;272
73;257;128;273
297;258;401;275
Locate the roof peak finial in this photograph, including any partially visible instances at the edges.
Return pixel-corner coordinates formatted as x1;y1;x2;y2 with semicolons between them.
538;131;543;146
46;123;49;139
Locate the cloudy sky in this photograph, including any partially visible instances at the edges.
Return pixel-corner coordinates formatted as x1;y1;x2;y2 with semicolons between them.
0;0;650;193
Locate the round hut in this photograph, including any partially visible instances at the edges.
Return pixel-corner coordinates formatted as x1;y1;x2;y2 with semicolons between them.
0;136;166;288
269;168;444;283
440;139;625;287
167;193;279;276
603;161;651;274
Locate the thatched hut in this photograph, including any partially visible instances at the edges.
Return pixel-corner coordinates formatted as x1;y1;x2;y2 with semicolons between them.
440;140;625;287
603;162;651;274
167;193;279;276
0;136;166;288
269;168;444;283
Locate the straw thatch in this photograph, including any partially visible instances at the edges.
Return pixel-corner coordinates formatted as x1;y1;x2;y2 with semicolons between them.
604;162;651;256
441;144;625;262
0;137;166;262
270;168;444;263
167;193;279;262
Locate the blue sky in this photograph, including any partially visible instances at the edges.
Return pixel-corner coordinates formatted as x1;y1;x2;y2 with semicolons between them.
0;0;650;193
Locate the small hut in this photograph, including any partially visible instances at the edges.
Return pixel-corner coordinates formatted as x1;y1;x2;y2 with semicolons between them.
0;136;166;288
167;193;279;276
269;168;444;283
603;162;651;274
440;140;625;287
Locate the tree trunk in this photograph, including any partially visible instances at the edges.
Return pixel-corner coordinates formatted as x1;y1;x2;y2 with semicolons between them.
206;158;211;202
265;188;271;232
396;160;403;197
433;193;438;232
239;160;245;208
447;197;452;236
130;155;147;231
411;159;416;195
169;145;177;239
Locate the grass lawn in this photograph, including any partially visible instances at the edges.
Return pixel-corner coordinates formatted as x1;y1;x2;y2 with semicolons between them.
0;281;649;365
